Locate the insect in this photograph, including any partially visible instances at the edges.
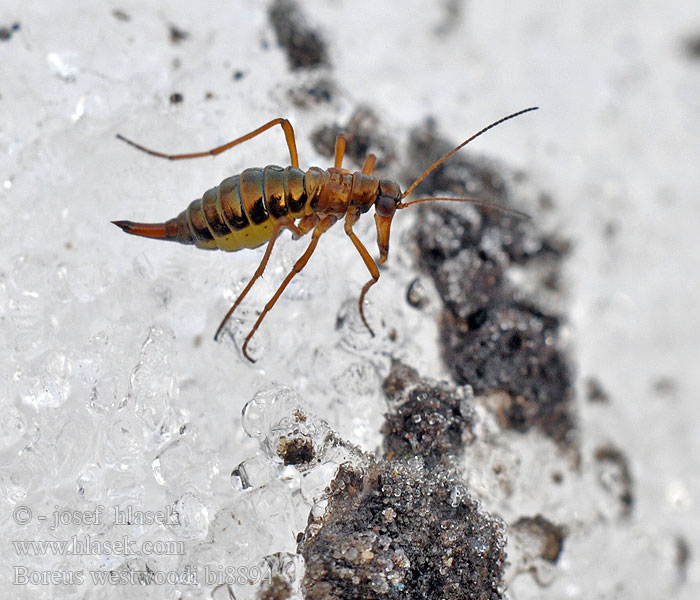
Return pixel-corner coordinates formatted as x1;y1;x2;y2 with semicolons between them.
113;107;538;361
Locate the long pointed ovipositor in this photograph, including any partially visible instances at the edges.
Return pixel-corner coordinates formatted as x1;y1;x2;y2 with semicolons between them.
111;220;168;239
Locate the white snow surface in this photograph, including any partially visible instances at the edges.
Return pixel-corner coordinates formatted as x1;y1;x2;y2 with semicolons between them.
1;1;699;598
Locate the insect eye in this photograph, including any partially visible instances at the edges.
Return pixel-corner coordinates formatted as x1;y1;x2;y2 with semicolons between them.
376;195;396;218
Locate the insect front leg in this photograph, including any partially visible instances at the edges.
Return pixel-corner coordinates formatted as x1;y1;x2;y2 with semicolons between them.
361;153;377;175
333;135;376;173
344;208;380;336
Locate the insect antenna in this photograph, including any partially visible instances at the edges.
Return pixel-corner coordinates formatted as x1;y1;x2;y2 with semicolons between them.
397;195;531;219
396;106;538;218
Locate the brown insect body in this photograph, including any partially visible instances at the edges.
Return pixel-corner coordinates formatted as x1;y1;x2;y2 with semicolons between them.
163;166;323;250
116;165;397;252
113;108;537;361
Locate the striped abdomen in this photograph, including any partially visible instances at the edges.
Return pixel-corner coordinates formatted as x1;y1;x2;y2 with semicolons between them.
168;165;318;251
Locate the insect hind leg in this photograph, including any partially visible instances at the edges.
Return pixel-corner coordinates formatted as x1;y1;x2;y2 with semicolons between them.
241;215;336;362
116;117;300;166
214;216;309;342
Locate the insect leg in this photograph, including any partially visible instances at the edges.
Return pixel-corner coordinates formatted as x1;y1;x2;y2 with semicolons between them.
344;208;380;336
214;216;308;342
241;215;337;362
116;118;300;166
293;215;321;239
361;153;377;175
334;134;347;169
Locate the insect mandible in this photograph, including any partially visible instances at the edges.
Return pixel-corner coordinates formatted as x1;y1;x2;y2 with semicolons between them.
113;107;538;362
